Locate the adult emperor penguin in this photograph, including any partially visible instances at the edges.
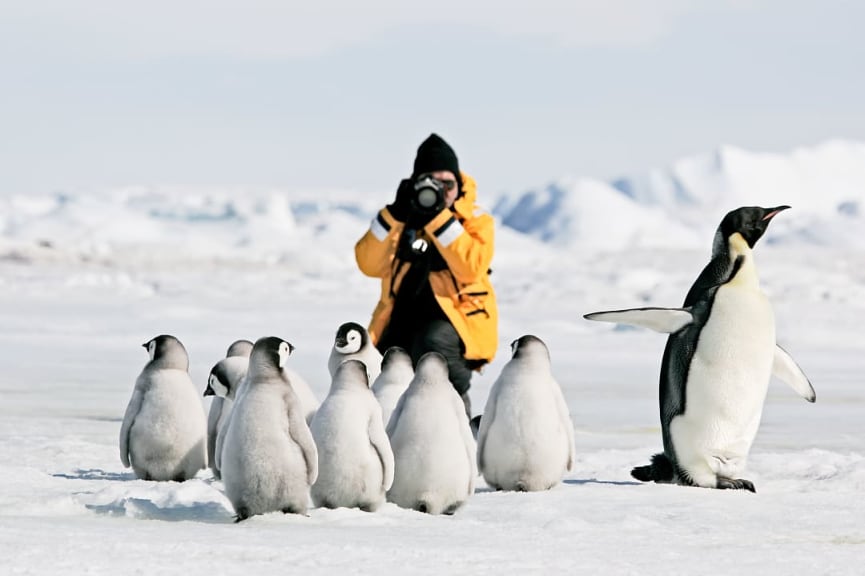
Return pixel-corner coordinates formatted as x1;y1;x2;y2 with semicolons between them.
371;346;414;427
310;359;394;511
327;321;383;383
220;336;318;520
204;352;249;479
477;335;575;491
119;335;208;481
386;352;476;515
584;206;816;492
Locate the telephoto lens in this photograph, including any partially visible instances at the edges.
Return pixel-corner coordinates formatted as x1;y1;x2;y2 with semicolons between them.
412;176;444;213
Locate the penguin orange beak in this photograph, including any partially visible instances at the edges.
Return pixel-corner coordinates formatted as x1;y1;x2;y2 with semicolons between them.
762;205;791;221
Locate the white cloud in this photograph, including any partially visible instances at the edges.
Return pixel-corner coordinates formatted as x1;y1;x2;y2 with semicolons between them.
1;0;758;59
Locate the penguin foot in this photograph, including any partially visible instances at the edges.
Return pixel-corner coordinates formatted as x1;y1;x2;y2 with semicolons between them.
234;508;250;523
442;502;462;515
716;476;756;493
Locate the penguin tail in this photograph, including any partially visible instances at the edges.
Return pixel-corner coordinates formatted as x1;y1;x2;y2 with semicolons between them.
469;415;482;440
631;453;675;483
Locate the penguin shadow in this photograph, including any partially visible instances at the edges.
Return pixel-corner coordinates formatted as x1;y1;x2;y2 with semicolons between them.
84;499;233;524
564;478;642;487
53;468;137;482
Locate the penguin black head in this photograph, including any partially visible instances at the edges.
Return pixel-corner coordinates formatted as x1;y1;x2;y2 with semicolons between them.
334;322;368;354
204;356;248;398
204;362;230;397
225;339;253;358
717;205;790;250
510;335;550;361
250;336;295;373
142;334;189;370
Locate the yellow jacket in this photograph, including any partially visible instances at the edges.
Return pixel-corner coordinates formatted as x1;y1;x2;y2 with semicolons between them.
355;173;498;366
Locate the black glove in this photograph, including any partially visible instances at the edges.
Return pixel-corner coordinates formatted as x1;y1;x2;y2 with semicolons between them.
405;205;443;230
386;179;414;222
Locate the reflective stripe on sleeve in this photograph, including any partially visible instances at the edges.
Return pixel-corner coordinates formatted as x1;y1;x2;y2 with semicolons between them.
433;217;464;247
370;212;390;241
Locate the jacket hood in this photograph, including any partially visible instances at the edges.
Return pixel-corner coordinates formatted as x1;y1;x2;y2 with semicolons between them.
452;172;478;221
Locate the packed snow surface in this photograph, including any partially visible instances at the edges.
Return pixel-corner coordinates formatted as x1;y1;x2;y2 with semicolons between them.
1;141;863;574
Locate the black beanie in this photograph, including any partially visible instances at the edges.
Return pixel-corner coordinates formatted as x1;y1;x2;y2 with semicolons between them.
412;133;461;187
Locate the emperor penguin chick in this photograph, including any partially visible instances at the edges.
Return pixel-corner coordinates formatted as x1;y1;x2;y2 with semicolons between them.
120;335;208;481
220;337;318;520
386;352;476;515
477;335;575;491
371;346;414;427
310;359;394;511
204;353;249;479
328;321;383;383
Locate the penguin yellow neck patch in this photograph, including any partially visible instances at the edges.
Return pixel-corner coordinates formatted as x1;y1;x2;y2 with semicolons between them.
727;232;760;288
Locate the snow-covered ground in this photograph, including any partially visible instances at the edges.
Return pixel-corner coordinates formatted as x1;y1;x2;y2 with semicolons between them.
1;142;864;574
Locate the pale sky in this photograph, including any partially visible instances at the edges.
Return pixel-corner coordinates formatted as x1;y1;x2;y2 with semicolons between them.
1;1;863;198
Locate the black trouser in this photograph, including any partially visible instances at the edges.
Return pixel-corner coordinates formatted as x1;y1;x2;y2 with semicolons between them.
379;317;473;419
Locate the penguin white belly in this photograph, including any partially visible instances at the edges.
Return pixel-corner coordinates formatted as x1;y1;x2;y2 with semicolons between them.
222;389;310;513
388;390;473;514
670;284;775;485
311;396;384;508
482;380;569;491
130;371;207;480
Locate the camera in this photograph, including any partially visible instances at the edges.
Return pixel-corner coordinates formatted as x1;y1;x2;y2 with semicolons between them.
410;176;445;215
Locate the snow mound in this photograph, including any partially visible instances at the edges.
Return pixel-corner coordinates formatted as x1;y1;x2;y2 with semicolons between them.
79;477;233;522
2;140;864;266
610;139;865;246
491;177;699;251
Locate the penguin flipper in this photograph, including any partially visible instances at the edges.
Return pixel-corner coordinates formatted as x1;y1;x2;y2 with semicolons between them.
583;307;693;334
214;409;232;471
773;345;816;402
476;385;501;473
552;382;576;472
119;389;144;468
206;397;225;468
385;391;408;438
368;410;395;492
286;395;319;485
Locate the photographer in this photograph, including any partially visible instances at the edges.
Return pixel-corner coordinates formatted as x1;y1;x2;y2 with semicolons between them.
355;133;498;420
